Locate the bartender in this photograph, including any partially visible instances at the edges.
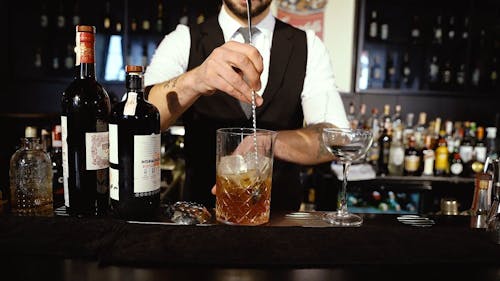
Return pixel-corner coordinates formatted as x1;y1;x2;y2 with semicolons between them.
145;0;348;211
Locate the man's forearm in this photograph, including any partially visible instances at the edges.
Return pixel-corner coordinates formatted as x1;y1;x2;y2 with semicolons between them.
274;123;336;165
147;72;200;131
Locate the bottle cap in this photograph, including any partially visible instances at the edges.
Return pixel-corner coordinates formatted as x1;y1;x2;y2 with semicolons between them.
76;25;95;33
126;65;144;73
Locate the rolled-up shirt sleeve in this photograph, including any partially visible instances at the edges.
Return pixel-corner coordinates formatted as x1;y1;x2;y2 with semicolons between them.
144;24;191;87
301;30;349;129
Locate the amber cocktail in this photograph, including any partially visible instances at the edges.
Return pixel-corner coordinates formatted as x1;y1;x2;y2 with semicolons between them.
215;128;276;226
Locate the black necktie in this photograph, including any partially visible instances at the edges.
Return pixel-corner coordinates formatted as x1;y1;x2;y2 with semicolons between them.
238;27;259;118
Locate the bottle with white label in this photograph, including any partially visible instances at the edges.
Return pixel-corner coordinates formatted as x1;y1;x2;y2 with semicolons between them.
61;25;111;217
109;65;161;220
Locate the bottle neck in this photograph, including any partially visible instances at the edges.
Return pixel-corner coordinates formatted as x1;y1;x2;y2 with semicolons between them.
76;63;96;79
21;137;41;150
126;73;144;99
126;90;145;100
74;29;96;79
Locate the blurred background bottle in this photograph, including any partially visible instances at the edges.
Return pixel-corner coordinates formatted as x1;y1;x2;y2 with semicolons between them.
9;137;53;216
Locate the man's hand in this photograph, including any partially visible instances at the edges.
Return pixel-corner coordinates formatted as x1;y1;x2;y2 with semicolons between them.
188;41;264;106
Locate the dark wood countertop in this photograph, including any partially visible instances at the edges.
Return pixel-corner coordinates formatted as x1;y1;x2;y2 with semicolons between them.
0;212;499;281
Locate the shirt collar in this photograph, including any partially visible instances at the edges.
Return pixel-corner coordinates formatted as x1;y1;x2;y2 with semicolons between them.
218;5;275;42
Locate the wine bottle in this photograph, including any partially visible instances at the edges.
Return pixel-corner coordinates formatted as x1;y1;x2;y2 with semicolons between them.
109;65;161;220
61;25;111;217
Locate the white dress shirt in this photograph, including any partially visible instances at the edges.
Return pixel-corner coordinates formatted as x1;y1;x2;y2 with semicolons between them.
144;6;349;128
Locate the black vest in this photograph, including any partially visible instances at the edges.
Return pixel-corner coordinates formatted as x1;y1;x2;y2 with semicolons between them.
183;17;307;211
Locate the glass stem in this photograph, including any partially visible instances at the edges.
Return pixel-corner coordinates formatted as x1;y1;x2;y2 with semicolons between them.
338;162;351;216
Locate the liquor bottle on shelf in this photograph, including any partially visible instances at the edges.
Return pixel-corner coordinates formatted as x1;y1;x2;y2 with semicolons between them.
400;52;412;89
109;65;161;220
358;51;369;90
450;146;464;177
381;104;391;129
427;55;440;89
380;19;389;41
460;16;470;42
130;17;139;34
61;25;111;217
368;107;380;139
409;15;421;45
377;122;392;176
141;17;151;34
403;113;415;148
51;47;60;72
56;0;66;31
384;52;397;88
446;16;456;44
414;112;427;150
432;15;443;46
430;118;442;150
369;54;383;88
366;108;380;169
40;1;48;29
488;56;498;90
41;128;52;153
388;128;404;176
72;0;81;26
444;120;455;154
460;122;474;177
368;10;378;39
441;59;453;90
472;127;487;174
392;104;403;132
64;44;74;70
471;30;487;89
422;135;435;176
103;0;112;33
347;102;356;129
404;136;421;176
434;130;450;176
356;103;367;129
456;63;466;88
156;0;164;34
34;47;43;69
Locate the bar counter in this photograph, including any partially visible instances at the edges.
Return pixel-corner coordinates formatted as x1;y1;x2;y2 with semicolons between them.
1;211;499;281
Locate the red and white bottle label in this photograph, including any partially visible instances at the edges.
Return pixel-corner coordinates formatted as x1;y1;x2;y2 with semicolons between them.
85;132;109;170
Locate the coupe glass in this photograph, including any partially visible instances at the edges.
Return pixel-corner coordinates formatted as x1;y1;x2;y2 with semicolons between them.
322;128;373;226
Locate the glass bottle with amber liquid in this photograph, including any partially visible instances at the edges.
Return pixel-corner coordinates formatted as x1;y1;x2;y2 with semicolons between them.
404;136;421;176
61;25;111;217
435;130;450;176
109;65;161;220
